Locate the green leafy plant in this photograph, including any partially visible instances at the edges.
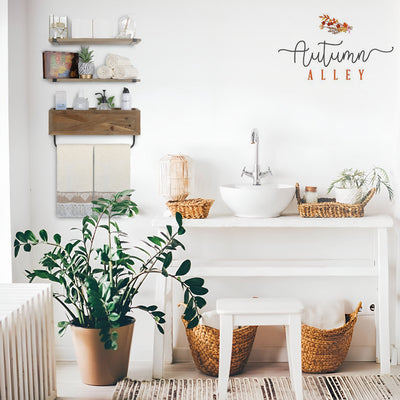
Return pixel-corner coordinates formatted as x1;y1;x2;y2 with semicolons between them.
78;46;94;63
96;90;115;108
105;96;115;108
328;167;393;200
14;191;207;350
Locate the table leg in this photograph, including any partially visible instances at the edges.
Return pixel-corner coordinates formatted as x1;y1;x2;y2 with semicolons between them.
218;314;233;400
376;228;390;374
287;315;303;400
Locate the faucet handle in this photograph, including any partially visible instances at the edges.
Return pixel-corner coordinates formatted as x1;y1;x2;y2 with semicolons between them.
259;167;273;178
241;167;253;178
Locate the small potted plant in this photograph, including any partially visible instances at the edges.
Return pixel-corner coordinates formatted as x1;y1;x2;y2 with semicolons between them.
328;167;393;204
14;191;207;385
78;45;95;79
96;89;114;110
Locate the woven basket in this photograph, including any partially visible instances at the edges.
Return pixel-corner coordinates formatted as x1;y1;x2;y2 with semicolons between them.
301;302;362;373
182;317;257;376
296;183;375;218
167;198;214;219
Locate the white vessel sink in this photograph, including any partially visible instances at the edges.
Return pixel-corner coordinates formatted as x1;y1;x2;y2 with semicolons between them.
220;183;295;218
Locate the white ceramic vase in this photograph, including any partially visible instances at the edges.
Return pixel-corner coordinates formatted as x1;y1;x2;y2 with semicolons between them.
334;187;363;204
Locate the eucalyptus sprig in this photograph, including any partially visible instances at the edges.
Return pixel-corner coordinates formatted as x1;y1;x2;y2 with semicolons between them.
14;191;207;350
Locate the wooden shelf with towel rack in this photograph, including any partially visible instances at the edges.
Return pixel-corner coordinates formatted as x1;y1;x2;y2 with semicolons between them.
46;78;140;83
49;108;140;148
49;38;141;46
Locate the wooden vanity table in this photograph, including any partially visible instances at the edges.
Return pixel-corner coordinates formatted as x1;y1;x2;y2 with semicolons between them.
151;214;393;377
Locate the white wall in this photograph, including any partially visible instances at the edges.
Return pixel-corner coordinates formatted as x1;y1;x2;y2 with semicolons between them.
0;0;12;283
9;0;31;283
9;0;399;363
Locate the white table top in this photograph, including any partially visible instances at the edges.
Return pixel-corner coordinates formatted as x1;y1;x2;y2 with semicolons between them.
152;214;393;228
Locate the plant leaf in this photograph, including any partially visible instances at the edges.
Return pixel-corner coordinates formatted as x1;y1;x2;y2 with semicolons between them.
195;296;207;309
185;277;204;287
175;212;183;227
190;286;208;295
39;229;48;241
163;252;173;269
176;260;191;276
53;234;61;244
186;316;199;329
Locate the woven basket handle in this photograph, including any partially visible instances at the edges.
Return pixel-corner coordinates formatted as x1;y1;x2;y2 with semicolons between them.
352;302;362;317
361;188;376;206
295;183;302;205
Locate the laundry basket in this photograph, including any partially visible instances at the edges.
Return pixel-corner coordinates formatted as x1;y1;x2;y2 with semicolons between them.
301;302;362;373
182;317;257;376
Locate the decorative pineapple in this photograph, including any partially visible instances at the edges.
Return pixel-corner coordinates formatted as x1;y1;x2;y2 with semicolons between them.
78;46;95;79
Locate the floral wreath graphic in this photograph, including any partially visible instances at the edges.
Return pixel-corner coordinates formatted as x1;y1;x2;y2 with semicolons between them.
319;14;353;34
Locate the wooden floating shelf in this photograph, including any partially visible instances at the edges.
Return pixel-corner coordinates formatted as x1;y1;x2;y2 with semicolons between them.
46;78;140;83
49;38;141;45
49;108;140;136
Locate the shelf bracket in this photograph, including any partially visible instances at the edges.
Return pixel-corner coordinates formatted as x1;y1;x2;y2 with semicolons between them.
52;135;136;148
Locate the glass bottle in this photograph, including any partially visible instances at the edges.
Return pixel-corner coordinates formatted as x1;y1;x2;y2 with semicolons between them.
305;186;318;203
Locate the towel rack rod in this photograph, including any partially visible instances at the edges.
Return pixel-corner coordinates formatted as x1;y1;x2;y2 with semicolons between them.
53;135;136;148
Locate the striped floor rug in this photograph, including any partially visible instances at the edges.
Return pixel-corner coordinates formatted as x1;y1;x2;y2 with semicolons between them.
113;375;400;400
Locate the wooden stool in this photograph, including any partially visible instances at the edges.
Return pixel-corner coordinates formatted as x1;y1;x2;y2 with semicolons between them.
216;298;304;400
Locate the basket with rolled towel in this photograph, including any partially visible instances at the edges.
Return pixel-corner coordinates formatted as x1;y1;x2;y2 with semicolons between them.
96;54;139;80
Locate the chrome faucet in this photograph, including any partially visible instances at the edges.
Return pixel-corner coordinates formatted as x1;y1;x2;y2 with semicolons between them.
241;129;272;185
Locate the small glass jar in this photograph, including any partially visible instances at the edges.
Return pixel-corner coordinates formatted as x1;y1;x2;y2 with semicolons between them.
304;186;318;203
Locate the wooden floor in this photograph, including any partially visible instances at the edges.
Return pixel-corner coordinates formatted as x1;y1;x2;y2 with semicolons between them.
56;361;400;399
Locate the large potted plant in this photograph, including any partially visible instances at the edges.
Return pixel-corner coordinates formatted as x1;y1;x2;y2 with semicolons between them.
14;191;207;385
328;167;393;204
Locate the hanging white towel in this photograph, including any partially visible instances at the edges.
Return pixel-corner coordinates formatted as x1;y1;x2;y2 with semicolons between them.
113;65;139;79
105;54;131;70
94;144;131;199
56;144;94;218
96;65;113;79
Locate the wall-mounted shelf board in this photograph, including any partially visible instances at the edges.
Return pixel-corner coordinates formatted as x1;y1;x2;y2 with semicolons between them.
49;108;140;136
49;38;141;45
46;78;140;82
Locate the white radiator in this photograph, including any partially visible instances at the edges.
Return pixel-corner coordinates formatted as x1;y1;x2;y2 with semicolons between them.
0;284;57;400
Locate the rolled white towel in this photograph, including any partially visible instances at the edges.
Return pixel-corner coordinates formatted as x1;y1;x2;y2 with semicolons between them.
302;300;346;330
96;65;113;79
199;310;220;329
105;54;131;69
113;65;139;79
199;310;238;330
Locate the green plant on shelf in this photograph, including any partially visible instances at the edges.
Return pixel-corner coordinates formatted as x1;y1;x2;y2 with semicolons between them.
328;167;393;200
96;89;115;109
78;46;94;63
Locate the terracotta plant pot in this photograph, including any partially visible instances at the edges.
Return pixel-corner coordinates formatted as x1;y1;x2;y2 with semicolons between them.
71;318;135;385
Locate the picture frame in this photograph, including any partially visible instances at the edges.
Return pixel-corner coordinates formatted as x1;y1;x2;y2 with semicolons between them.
42;51;79;79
